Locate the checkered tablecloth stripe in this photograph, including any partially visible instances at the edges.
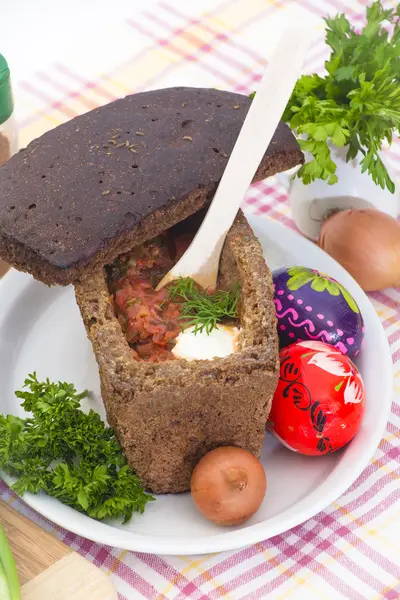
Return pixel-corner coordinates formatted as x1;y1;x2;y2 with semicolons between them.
1;0;399;598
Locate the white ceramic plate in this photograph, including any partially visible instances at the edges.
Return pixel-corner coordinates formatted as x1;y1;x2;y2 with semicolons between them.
0;216;392;555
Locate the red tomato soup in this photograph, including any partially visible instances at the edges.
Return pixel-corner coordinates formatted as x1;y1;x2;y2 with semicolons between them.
107;232;193;362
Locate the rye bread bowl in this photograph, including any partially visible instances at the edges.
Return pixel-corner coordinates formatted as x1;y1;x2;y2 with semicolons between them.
0;87;303;494
76;210;280;494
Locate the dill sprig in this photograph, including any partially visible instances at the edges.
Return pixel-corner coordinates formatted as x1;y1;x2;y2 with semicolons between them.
168;277;240;335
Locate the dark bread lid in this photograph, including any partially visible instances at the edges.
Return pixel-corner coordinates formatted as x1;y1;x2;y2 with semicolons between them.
0;87;303;285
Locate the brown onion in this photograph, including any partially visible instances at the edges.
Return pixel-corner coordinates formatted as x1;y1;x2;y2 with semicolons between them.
190;446;266;526
319;208;400;292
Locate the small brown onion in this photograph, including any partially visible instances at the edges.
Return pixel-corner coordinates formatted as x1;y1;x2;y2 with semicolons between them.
319;208;400;292
190;446;266;526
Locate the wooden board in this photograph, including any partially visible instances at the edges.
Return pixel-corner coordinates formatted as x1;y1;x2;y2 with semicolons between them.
0;501;117;599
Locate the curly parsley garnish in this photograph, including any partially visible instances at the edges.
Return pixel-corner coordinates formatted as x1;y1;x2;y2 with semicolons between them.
254;1;400;192
0;374;153;523
168;277;240;335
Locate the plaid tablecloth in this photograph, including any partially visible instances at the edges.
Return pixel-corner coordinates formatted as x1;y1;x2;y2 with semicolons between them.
2;0;400;598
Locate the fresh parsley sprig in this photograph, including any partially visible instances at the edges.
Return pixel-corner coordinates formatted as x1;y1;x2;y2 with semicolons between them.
0;373;153;523
168;277;240;335
280;1;400;192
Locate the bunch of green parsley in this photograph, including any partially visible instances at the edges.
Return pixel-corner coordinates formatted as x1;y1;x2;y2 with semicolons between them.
282;1;400;192
0;374;153;523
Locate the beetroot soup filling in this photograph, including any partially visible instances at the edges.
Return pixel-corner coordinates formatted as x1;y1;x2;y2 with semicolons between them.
107;232;193;362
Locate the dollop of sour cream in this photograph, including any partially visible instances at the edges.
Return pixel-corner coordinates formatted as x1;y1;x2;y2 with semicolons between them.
172;325;241;361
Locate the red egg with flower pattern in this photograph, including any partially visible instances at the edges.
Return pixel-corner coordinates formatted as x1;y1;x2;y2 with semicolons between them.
269;341;365;455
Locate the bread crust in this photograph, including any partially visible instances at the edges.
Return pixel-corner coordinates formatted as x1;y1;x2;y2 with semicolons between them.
75;211;278;493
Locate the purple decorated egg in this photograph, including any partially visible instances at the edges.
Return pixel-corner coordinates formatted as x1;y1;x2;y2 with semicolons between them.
272;266;364;358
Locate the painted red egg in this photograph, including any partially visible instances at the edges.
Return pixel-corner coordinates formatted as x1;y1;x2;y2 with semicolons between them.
269;341;365;455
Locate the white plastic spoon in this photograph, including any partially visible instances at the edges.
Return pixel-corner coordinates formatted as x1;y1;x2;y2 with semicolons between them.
157;27;312;291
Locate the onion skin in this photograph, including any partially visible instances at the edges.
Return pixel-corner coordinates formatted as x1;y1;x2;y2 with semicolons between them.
190;446;266;526
319;209;400;292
